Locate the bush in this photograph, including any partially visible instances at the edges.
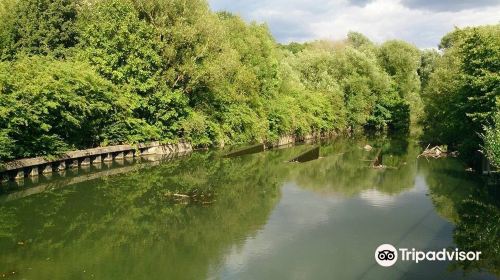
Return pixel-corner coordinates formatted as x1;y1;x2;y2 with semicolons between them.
0;56;134;159
483;109;500;167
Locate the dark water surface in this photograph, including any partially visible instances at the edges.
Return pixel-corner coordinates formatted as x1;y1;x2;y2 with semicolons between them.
0;137;498;280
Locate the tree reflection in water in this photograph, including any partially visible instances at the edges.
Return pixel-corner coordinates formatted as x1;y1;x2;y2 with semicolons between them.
423;159;500;277
0;150;290;280
0;136;498;279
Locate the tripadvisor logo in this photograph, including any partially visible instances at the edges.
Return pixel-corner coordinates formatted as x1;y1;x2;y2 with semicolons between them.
375;244;482;267
375;244;398;267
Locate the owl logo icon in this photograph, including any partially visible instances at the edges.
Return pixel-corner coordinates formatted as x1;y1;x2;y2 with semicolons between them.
375;244;398;267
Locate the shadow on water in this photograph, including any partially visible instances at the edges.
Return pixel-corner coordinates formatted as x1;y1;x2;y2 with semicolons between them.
223;144;265;158
289;147;320;163
421;159;500;277
287;136;418;196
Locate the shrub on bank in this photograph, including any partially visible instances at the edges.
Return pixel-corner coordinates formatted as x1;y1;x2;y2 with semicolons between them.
0;56;155;159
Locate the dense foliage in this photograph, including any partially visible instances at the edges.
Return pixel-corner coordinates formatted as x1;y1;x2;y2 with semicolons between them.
0;0;78;59
422;25;500;163
1;0;497;164
483;109;500;167
0;56;135;158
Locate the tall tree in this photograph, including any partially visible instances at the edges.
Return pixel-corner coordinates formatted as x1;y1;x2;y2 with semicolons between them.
423;25;500;157
378;40;423;125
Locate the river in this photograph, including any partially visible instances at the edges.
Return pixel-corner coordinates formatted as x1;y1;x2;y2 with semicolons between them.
0;136;498;279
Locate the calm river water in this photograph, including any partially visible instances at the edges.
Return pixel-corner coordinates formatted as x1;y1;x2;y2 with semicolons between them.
0;136;498;280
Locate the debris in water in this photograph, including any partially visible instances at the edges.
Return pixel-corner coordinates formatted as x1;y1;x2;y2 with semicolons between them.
0;270;17;279
363;145;373;151
371;148;384;168
450;151;460;157
418;144;454;159
165;188;216;205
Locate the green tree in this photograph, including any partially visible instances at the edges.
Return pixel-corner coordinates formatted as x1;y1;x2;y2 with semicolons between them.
423;25;500;157
418;49;440;90
77;0;191;141
77;0;162;96
378;40;422;125
459;26;500;131
0;0;78;60
290;42;400;131
1;0;483;162
0;56;138;159
280;42;306;54
346;31;373;49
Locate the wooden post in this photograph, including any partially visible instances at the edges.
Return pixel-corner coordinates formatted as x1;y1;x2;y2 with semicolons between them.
372;148;382;167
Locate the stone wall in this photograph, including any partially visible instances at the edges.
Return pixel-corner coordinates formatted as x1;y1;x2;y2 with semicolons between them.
0;142;193;181
267;132;337;148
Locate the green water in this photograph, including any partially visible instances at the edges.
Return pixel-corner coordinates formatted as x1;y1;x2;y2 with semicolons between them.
0;137;498;280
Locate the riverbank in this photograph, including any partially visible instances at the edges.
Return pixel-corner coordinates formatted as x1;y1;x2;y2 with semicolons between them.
0;142;193;182
0;133;337;183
